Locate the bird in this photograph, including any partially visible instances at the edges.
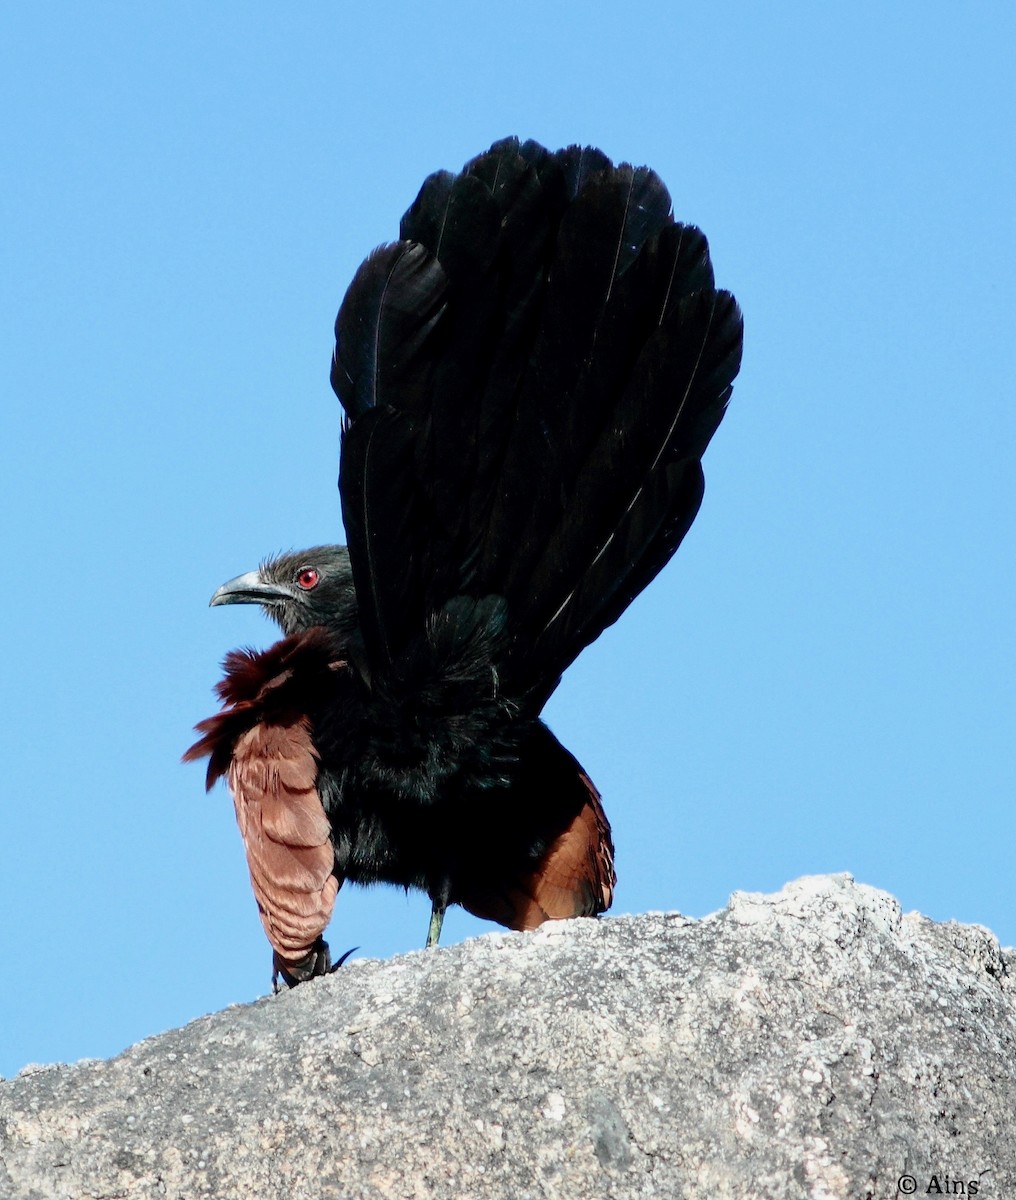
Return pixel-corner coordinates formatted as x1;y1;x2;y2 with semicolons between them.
185;136;743;988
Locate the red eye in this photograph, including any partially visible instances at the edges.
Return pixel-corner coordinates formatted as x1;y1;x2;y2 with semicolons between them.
296;567;320;590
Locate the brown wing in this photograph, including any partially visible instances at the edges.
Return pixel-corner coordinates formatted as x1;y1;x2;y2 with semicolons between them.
460;764;615;932
507;772;615;930
228;717;340;972
185;629;343;975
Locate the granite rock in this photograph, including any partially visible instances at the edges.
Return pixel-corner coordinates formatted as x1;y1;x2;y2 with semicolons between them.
2;874;1014;1199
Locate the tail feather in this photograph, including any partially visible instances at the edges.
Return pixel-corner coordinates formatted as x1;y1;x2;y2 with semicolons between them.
513;290;742;691
458;146;570;587
330;242;447;419
340;406;426;672
333;139;743;708
478;166;674;602
552;143;613;198
400;165;504;608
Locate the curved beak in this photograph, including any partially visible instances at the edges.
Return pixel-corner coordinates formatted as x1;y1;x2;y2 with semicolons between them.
209;570;294;608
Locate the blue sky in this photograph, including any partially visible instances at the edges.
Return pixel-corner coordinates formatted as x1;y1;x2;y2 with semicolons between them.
2;3;1013;1077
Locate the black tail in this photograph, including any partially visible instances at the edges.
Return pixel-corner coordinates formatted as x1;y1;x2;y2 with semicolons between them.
333;137;742;710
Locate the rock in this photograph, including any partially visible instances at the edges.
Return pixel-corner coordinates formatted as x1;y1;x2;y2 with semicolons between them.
2;874;1015;1199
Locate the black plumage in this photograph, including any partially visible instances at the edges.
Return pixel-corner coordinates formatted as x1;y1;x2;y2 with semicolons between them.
186;137;743;983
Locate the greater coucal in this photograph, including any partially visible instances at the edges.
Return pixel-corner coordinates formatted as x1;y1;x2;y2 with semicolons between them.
186;137;743;986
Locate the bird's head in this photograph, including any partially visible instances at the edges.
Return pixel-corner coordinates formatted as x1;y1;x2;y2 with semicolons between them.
210;545;357;637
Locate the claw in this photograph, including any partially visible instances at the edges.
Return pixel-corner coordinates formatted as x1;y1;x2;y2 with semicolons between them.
328;946;358;972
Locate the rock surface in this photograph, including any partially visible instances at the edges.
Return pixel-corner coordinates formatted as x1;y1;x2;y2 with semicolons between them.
2;874;1015;1199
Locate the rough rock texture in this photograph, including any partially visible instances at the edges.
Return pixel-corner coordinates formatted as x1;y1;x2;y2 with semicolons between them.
3;874;1015;1199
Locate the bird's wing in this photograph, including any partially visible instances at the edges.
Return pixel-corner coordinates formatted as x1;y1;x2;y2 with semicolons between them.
184;631;343;976
332;138;743;708
453;722;615;930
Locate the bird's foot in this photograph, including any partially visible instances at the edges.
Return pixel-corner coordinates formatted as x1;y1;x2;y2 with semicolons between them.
272;936;331;991
272;939;358;991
